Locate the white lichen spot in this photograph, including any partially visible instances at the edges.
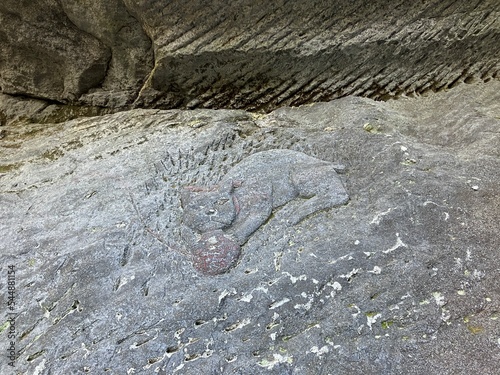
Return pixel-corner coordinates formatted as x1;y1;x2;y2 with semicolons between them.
258;353;293;369
401;293;411;300
269;332;277;341
207;236;218;245
239;293;253;303
40;300;51;319
364;251;374;257
423;200;447;208
370;208;392;225
472;269;485;280
382;233;407;254
355;240;360;245
368;266;382;274
339;268;360;280
81;343;91;358
466;249;472;262
367;313;382;330
269;298;291;310
432;292;445;307
419;299;430;305
457;290;466;296
225;318;251;332
312;278;319;284
310;345;329;358
282;271;307;284
328;253;350;264
471;185;479;191
117;272;136;289
244;268;259;274
174;328;185;340
127;368;136;375
32;359;46;375
294;295;314;311
444;212;449;221
329;281;342;291
350;304;361;318
218;288;236;304
202;348;213;359
441;307;451;322
173;362;184;373
256;286;269;294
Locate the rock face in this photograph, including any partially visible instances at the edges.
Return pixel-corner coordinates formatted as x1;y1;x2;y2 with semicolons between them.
1;81;499;374
1;0;499;112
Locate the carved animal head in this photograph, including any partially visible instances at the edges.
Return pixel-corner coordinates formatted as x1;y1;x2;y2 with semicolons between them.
180;180;239;233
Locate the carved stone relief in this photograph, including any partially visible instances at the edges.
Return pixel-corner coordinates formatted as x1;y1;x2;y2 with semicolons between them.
179;149;349;275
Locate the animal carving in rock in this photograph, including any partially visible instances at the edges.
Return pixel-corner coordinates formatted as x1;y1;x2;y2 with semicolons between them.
180;149;349;275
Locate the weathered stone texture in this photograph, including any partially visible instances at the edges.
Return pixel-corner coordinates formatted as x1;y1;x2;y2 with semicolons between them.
0;0;110;101
0;0;499;112
1;81;499;374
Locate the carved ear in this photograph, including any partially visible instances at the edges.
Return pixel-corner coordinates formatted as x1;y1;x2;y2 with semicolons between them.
221;180;237;194
232;180;243;188
332;164;347;174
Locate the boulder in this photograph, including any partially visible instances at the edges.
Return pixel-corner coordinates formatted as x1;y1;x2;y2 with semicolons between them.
1;81;499;374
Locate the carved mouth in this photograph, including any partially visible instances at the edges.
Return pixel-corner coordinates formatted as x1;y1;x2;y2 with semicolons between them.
207;217;233;229
232;195;240;216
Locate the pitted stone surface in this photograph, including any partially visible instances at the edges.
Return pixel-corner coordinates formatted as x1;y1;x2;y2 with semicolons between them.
0;81;499;374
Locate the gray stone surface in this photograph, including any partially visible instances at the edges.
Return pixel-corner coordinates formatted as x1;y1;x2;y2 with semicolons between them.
1;1;499;112
1;81;499;374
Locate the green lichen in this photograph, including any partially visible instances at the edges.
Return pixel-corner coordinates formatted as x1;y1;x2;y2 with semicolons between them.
381;320;394;329
401;159;417;166
42;148;64;161
467;325;484;334
363;123;382;134
0;162;23;173
0;321;10;333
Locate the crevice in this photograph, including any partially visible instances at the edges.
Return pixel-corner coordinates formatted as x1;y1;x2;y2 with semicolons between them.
27;350;46;362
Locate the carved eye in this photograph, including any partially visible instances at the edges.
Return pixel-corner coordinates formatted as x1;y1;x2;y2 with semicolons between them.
216;199;229;205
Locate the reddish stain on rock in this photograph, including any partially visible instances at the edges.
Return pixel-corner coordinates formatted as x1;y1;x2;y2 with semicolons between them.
191;230;241;275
